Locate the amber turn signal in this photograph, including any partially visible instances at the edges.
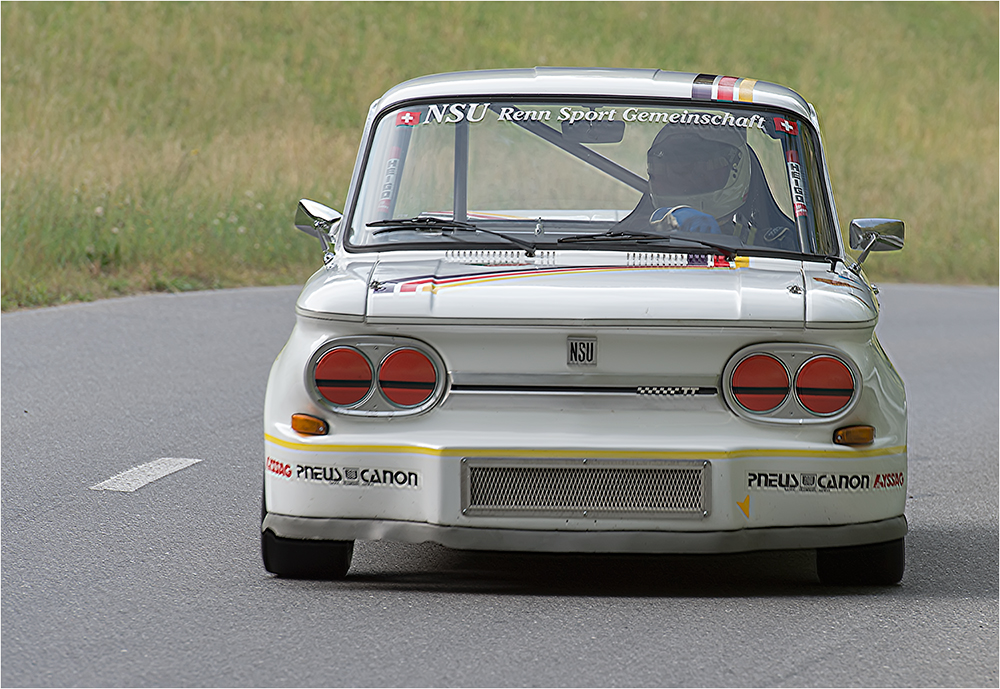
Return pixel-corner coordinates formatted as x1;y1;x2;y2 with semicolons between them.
833;425;875;446
291;413;329;436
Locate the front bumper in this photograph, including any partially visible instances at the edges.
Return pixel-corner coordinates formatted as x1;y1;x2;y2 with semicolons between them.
262;512;908;554
263;417;908;554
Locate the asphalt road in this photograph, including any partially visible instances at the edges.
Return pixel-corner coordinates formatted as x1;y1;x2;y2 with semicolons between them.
2;283;997;687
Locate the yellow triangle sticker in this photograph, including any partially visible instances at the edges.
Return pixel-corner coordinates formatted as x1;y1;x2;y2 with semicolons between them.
737;495;751;519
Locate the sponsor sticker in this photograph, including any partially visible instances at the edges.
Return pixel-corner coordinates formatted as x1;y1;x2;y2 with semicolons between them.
376;146;402;213
773;117;799;135
295;463;420;489
620;109;765;129
423;103;490;124
785;151;808;218
873;472;905;490
409;102;766;130
747;471;905;493
637;386;705;396
395;110;421;127
737;494;751;519
266;456;292;479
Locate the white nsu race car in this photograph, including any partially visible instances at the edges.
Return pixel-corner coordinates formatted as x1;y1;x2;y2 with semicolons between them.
262;68;907;585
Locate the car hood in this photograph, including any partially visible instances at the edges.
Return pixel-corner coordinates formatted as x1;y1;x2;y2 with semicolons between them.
296;253;877;328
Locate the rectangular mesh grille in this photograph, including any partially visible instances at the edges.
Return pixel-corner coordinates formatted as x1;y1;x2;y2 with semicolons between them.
462;459;709;518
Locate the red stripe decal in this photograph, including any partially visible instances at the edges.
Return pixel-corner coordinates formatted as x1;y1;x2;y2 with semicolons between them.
717;76;738;101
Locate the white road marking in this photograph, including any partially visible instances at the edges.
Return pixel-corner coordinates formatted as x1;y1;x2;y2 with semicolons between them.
90;457;203;492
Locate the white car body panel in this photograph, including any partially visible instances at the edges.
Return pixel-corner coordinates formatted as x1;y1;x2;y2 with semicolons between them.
263;68;907;564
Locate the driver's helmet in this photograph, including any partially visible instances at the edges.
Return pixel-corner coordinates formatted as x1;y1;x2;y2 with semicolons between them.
646;120;751;219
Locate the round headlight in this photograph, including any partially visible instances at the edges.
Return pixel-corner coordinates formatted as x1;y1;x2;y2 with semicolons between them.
314;346;373;406
795;355;855;415
378;348;438;407
731;353;790;413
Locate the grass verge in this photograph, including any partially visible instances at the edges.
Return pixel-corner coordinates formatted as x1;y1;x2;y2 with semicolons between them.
2;2;996;310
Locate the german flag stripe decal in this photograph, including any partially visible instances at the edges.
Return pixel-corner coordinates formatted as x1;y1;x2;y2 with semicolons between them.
376;260;752;296
738;78;758;102
716;75;738;100
692;74;716;100
692;74;757;103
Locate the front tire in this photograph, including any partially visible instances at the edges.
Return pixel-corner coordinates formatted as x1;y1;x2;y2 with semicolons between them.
817;537;904;585
261;529;354;579
261;484;354;579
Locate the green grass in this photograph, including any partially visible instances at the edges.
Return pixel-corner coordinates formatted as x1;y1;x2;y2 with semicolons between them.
2;2;997;310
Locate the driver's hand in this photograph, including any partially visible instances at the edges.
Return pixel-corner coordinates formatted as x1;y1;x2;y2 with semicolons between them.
650;206;721;234
762;225;793;244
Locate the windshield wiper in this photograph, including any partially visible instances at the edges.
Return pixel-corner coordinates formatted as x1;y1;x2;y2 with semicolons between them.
369;217;537;256
736;247;840;268
558;229;740;257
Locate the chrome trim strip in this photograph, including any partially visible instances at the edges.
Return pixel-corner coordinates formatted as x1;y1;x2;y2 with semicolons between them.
449;384;716;396
442;372;725;410
363;317;807;328
444;374;720;410
296;306;365;322
805;320;877;330
451;372;719;389
440;391;720;412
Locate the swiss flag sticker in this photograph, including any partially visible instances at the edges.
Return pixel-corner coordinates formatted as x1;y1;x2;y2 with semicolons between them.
395;111;421;126
773;117;799;135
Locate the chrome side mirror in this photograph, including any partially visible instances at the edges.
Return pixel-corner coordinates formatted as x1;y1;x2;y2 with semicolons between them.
848;218;904;273
294;199;343;263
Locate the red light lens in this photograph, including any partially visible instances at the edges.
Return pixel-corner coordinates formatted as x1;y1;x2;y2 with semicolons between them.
378;348;437;407
731;354;789;412
314;347;372;406
796;356;854;415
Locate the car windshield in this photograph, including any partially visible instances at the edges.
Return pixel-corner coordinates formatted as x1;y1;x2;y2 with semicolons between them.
346;100;837;256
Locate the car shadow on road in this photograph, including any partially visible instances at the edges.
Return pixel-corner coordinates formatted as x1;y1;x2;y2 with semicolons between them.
301;522;997;599
345;544;820;597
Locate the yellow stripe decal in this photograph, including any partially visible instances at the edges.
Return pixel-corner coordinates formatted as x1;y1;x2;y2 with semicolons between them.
265;434;905;460
737;78;758;102
413;265;736;294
